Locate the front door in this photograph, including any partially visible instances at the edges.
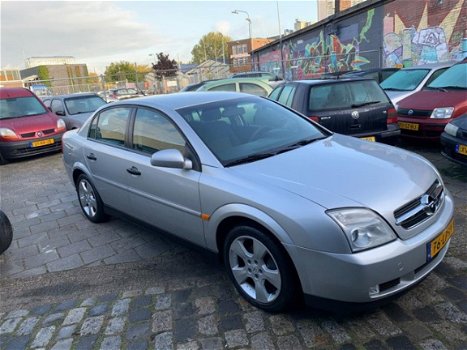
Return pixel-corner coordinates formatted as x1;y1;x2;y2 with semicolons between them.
125;107;204;246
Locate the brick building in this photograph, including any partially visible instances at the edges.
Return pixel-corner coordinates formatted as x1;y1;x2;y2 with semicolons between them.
227;38;272;73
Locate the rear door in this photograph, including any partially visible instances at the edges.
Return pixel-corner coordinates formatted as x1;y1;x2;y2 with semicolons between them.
308;80;389;135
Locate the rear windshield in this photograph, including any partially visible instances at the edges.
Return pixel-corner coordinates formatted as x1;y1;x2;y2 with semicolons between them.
380;69;430;91
428;63;467;89
0;96;47;119
65;96;106;115
308;80;389;111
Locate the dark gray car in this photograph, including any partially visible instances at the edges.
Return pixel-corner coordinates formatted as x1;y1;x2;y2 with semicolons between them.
43;93;107;129
268;78;400;143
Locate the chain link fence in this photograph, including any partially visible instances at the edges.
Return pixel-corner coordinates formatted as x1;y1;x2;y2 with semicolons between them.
21;50;384;96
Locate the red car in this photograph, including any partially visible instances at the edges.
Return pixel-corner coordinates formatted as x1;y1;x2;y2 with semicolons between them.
0;88;66;164
397;60;467;140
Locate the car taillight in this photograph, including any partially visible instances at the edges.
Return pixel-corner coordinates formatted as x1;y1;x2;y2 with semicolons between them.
386;108;398;124
308;116;320;122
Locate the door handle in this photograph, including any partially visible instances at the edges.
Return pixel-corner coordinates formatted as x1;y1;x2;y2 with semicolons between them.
86;153;97;160
126;166;141;176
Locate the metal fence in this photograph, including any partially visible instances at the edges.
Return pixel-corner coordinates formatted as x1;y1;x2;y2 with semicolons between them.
21;50;386;96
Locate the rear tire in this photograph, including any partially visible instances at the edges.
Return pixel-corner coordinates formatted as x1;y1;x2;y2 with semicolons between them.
0;210;13;254
223;225;297;312
76;174;107;223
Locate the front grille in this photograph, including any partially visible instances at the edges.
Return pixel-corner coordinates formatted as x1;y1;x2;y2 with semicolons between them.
398;108;432;117
20;128;56;138
43;128;55;135
394;180;444;229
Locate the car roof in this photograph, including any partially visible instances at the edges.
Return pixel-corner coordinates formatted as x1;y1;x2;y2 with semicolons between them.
0;87;35;99
400;61;456;70
109;91;252;110
204;77;270;85
280;77;372;86
43;92;99;100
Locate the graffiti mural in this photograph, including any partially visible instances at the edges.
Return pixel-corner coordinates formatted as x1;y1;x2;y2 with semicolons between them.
383;0;466;67
258;8;380;79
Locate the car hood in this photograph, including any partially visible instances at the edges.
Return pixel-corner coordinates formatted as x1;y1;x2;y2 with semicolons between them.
68;112;93;121
1;113;59;134
398;90;467;110
385;90;414;105
231;134;438;214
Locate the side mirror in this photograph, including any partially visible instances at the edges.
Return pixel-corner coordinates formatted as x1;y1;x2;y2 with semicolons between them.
150;149;192;170
55;110;66;116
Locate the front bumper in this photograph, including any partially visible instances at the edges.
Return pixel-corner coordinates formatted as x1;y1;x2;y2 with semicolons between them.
0;134;64;160
287;191;454;303
440;132;467;166
398;117;449;139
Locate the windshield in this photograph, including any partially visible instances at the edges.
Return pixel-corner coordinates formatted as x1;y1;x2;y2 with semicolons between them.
177;97;328;166
65;96;106;115
427;63;467;89
308;80;390;111
380;69;430;91
0;96;47;119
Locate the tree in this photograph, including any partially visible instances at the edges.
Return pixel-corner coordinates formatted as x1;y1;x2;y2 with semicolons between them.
151;53;178;78
104;61;139;83
191;32;232;64
37;66;50;86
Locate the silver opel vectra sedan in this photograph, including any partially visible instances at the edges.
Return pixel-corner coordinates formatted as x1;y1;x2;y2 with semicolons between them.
62;92;454;312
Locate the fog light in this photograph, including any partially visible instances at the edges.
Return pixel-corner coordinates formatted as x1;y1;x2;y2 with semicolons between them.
369;285;380;296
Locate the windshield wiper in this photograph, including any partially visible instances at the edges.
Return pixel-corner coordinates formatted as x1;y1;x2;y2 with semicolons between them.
426;86;447;92
351;101;381;108
225;137;323;167
224;152;277;167
383;88;404;91
433;85;465;90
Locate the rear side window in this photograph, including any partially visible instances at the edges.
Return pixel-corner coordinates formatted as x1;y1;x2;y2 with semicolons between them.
239;83;268;97
278;85;296;107
90;107;131;146
268;86;283;100
208;84;236;92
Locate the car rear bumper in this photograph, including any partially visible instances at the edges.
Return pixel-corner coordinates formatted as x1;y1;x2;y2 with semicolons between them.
351;124;400;142
440;132;467;165
287;191;454;303
0;134;64;160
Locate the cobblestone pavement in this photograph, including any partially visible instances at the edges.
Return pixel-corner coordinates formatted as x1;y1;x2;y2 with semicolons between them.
0;142;466;350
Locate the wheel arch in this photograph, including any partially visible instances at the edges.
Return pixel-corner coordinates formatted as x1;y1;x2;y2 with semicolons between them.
207;204;303;295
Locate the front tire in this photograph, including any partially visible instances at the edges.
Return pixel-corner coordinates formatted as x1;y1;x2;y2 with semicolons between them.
224;225;297;312
76;174;107;223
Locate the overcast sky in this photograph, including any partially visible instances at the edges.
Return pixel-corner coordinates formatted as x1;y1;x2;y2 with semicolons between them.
1;0;318;73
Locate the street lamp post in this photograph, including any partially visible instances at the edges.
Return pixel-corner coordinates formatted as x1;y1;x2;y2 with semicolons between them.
232;10;252;39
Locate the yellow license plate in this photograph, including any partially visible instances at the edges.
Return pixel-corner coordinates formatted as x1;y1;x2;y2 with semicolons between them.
361;136;376;142
455;144;467;155
399;122;419;131
31;139;54;148
427;219;454;261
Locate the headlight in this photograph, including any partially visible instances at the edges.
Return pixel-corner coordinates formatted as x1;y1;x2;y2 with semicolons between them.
444;123;458;137
56;119;66;131
0;128;18;140
430;107;454;119
327;208;396;252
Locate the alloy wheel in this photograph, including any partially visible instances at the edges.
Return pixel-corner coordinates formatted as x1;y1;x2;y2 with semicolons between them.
228;235;282;304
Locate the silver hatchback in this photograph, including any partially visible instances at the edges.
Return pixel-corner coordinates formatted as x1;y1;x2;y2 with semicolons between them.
62;92;454;312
